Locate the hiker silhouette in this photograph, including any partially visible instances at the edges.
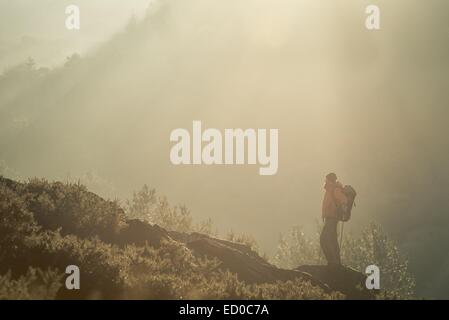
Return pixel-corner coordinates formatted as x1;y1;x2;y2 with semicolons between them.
320;173;347;266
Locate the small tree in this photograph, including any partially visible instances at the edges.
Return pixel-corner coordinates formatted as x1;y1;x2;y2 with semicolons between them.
342;223;415;299
273;226;321;268
125;185;212;235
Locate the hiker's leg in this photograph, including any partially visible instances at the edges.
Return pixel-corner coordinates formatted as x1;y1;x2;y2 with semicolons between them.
320;219;333;264
335;222;341;264
320;222;328;262
329;219;341;265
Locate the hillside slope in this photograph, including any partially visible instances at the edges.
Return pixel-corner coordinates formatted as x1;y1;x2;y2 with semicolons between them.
0;176;373;299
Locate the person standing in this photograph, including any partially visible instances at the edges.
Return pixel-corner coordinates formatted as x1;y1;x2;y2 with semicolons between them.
320;172;348;266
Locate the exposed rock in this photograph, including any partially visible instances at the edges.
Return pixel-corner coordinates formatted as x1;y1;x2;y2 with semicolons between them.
178;234;328;293
169;231;267;266
116;219;170;247
295;265;375;299
171;230;374;298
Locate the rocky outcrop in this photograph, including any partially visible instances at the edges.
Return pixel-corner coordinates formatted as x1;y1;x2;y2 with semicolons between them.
117;219;170;247
295;265;375;299
188;236;306;283
169;231;374;299
168;231;329;293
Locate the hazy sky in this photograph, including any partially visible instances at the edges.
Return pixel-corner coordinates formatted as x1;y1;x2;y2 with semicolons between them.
0;0;151;69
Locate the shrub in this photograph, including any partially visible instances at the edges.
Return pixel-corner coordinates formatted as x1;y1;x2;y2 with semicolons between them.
0;267;63;300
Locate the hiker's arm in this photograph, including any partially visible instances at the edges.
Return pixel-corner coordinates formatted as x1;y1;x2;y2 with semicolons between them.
334;188;348;205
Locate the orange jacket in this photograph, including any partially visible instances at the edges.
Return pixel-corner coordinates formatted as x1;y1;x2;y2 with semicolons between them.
322;181;348;219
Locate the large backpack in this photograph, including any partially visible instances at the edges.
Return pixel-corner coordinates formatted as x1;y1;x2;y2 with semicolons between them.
336;185;357;222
